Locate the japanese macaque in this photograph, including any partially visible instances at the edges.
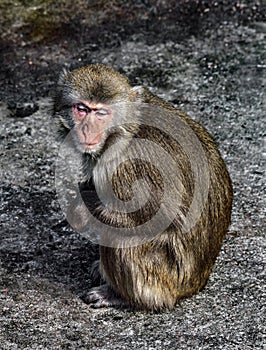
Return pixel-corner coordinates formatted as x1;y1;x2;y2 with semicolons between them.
53;63;233;311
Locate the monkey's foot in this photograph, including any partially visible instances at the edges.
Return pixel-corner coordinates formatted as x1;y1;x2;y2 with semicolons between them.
83;284;129;309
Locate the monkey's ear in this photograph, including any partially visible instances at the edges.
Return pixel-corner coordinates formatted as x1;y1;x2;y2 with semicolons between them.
130;86;144;101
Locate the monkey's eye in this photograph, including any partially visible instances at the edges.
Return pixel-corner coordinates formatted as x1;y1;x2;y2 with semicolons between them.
74;103;90;118
95;109;109;119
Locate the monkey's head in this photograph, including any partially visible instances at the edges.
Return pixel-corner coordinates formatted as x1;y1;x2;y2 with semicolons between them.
53;64;141;156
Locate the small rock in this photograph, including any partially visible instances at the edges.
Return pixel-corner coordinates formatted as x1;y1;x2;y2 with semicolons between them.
7;101;39;118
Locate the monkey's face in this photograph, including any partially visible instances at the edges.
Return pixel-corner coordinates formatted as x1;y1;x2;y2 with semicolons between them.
72;100;112;154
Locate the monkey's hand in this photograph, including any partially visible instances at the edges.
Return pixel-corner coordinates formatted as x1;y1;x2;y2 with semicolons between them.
82;284;129;309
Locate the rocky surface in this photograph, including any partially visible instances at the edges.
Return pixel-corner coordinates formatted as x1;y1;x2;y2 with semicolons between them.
0;1;265;349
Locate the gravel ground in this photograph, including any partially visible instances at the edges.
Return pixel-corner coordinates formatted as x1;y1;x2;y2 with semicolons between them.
0;1;265;349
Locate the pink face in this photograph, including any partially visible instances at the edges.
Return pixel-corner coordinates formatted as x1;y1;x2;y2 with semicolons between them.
72;101;112;151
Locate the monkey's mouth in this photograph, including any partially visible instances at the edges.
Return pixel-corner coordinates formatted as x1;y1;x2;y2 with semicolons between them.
81;141;100;150
80;133;103;151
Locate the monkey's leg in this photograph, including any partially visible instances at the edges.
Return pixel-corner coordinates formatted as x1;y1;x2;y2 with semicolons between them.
89;260;102;284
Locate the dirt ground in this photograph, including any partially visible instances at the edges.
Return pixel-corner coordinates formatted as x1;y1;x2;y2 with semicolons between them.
0;1;265;349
